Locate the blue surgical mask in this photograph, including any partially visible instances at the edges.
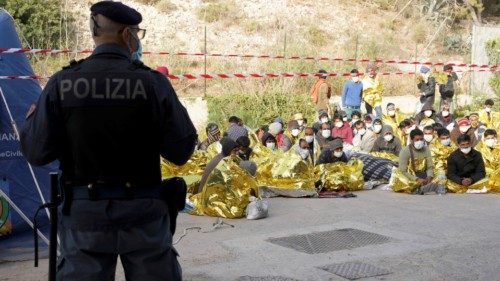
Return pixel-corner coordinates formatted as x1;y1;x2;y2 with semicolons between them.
131;34;143;61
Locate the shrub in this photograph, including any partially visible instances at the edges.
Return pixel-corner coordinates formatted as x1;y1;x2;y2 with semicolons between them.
155;0;177;13
197;3;232;23
485;37;500;96
307;26;328;47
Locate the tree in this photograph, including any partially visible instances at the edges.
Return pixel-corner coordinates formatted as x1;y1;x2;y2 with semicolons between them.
2;0;74;48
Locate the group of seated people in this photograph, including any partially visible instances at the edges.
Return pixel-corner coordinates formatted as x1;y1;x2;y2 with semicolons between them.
194;98;500;194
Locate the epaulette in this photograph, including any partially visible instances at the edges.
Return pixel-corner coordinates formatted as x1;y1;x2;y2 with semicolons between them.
62;58;86;70
129;59;152;71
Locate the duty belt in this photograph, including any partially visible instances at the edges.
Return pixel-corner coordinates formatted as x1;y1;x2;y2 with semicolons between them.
69;183;163;201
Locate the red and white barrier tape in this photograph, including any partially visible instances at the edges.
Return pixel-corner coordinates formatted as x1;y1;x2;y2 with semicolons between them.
0;69;497;81
0;48;497;70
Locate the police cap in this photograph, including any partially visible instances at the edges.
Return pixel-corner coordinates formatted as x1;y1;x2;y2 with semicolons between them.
90;1;142;25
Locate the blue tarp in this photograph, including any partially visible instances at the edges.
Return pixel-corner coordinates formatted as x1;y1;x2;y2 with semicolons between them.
0;9;56;260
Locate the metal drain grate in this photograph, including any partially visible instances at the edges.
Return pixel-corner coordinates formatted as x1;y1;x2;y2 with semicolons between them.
319;261;391;280
236;276;301;281
266;228;391;254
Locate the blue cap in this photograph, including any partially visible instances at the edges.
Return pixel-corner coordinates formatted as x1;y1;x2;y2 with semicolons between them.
420;65;430;74
90;1;142;25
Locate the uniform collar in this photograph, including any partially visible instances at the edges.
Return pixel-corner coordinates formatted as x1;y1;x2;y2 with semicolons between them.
92;43;130;59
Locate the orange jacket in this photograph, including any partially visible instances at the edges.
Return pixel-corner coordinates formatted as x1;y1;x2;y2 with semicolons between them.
310;78;331;104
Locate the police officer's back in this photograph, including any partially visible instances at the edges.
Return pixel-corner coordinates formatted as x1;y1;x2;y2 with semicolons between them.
20;2;196;280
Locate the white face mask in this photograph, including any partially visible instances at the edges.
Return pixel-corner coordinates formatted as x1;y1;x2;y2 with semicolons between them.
388;110;396;117
352;77;359;82
334;151;343;158
321;117;329;124
342;117;348;122
485;107;491;113
413;140;425;150
358;128;366;136
298;149;310;160
442;110;450;117
291;129;300;137
322;129;331;138
440;138;451;146
485;138;498;148
424;110;433;117
384;134;393;142
266;142;276;150
297;120;304;126
424;134;434;143
459;126;470;133
335;121;343;128
305;135;314;143
460;147;471;154
352;118;359;124
366;123;373;128
373;124;383;133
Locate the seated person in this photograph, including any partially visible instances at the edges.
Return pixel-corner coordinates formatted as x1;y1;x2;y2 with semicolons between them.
446;134;486;192
394;129;441;194
477;129;500;184
332;114;354;145
236;136;253;161
415;104;438;129
225;116;248;141
478;99;499;129
350;110;362;127
352;120;376;153
256;125;268;142
261;132;278;151
423;125;436;145
316;122;334;149
268;122;292;152
370;118;386;138
293;113;306;131
364;114;373;130
469;112;487;140
397;119;413;147
286;120;302;145
313;110;330;133
450;117;478;147
436;101;455;131
317;138;348;164
304;127;320;164
372;125;402;156
198;123;221;150
429;128;455;184
294;138;312;164
382;102;404;132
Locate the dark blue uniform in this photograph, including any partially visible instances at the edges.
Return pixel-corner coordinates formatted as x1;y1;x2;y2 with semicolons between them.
20;43;196;280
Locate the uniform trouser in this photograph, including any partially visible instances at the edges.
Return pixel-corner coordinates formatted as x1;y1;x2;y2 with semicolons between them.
56;212;181;281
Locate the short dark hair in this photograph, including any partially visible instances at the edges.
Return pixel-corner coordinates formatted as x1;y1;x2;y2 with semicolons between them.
387;102;395;108
399;119;411;129
485;99;494;106
354;120;365;127
457;134;471;144
443;64;453;71
432;123;444;130
351;110;361;118
350;69;359;74
410;128;424;140
364;115;373;122
437;128;450;137
236;136;250;148
228;116;241;124
484;129;497;138
423;125;434;132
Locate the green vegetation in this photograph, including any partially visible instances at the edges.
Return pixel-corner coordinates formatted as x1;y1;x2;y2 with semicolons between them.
306;26;328;47
485;37;500;96
197;2;233;23
1;0;75;48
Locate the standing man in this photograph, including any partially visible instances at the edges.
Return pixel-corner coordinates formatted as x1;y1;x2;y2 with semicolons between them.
341;69;363;120
20;2;196;280
416;65;436;113
310;69;333;118
438;64;458;113
362;63;383;118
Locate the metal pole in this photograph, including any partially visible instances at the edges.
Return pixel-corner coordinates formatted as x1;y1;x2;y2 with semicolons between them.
204;26;207;98
283;32;287;57
414;43;418;96
48;173;59;281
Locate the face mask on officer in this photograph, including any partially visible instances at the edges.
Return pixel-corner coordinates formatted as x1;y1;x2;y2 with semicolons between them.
125;27;143;61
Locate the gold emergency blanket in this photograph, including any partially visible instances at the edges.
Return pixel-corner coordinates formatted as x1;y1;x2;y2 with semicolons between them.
382;110;405;133
362;77;383;108
429;141;455;185
189;157;259;218
161;151;209;177
315;158;364;191
477;143;500;193
253;145;317;196
390;157;426;193
370;151;399;162
446;178;489;193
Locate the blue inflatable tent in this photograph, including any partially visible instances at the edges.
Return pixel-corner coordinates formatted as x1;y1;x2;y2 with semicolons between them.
0;9;57;261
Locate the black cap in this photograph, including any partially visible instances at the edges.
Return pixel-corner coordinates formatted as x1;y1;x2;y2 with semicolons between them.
90;1;142;25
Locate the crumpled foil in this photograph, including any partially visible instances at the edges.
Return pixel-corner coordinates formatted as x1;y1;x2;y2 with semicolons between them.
315;158;364;191
161;150;209;177
189;157;260;218
362;77;383;108
369;151;399;162
390;156;427;193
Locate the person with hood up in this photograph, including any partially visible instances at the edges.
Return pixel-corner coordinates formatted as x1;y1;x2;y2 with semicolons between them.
415;103;438;128
261;132;278;151
372;125;402;156
285;119;302;146
382;103;405;133
436;101;455;131
317;138;348;164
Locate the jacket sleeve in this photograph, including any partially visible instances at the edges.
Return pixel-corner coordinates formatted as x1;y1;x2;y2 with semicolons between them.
425;148;434;178
341;83;347;107
372;139;380;152
424;77;436;97
363;132;376;152
471;152;486;183
19;77;62;166
446;153;463;184
153;73;197;165
317;149;329;165
344;127;353;144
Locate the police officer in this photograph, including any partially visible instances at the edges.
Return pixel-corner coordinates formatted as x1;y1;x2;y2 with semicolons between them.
20;1;196;280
